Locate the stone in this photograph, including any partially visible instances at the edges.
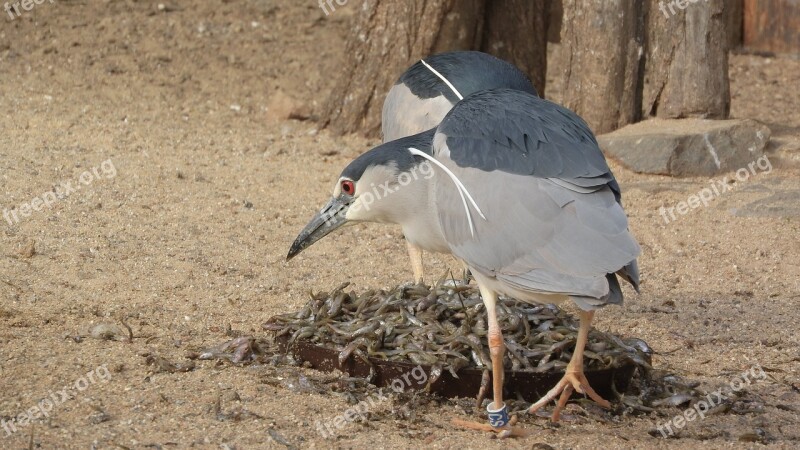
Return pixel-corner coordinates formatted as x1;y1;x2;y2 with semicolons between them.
597;118;771;177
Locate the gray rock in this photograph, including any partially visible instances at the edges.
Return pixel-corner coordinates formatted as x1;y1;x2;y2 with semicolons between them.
597;119;771;177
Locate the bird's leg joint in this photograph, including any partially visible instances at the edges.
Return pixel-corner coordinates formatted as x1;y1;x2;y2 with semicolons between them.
487;330;504;358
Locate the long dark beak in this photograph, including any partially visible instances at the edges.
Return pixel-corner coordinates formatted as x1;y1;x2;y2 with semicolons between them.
286;197;351;261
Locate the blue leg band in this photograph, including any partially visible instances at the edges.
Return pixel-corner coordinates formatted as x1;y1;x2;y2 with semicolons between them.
487;402;510;428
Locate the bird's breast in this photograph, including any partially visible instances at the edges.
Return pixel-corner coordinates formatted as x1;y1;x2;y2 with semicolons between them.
401;216;450;254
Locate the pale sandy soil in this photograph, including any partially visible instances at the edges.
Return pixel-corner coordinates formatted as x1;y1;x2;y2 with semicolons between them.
1;2;799;449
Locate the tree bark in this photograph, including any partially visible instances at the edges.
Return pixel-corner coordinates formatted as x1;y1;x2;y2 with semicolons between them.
558;0;645;134
321;0;485;137
641;0;730;119
547;0;564;43
481;0;550;95
743;0;800;54
323;0;733;137
726;0;743;50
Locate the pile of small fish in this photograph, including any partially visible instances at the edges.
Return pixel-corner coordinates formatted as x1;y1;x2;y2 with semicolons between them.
263;281;653;378
196;282;759;429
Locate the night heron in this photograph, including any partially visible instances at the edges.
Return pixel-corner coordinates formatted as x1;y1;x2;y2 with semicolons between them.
383;51;538;284
287;88;640;435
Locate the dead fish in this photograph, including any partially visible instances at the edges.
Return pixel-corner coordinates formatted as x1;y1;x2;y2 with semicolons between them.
505;340;533;370
652;393;694;407
262;322;285;331
435;349;470;362
264;283;654;382
446;358;469;378
232;340;253;363
327;292;346;317
407;350;437;366
620;395;655;412
339;337;367;366
623;337;653;364
416;292;439;312
426;364;443;391
289;326;315;344
351;322;379;338
476;369;491;408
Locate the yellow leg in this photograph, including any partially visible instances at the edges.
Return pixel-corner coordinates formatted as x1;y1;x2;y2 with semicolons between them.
461;261;472;285
406;240;424;284
478;284;505;411
528;310;611;421
453;282;529;438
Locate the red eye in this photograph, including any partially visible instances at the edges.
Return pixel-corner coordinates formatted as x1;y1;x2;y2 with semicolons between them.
341;180;355;196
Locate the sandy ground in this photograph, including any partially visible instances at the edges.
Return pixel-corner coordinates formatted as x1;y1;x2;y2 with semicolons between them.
1;1;799;449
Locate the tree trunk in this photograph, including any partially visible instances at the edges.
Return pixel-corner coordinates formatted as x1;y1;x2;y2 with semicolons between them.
321;0;553;137
641;0;730;119
743;0;800;54
726;0;743;50
481;0;550;95
558;0;645;134
323;0;732;137
321;0;485;137
547;0;564;43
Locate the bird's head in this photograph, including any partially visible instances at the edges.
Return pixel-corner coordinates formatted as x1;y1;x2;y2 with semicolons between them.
286;131;435;261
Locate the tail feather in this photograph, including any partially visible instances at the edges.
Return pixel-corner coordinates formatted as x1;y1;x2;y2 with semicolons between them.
616;259;640;293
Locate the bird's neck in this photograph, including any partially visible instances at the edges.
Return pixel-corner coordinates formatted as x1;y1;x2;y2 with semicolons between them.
394;178;449;254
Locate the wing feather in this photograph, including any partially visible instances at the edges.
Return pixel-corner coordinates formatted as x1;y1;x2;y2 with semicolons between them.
430;89;639;303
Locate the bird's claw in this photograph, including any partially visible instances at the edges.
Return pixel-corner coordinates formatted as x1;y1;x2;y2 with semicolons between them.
528;370;611;422
451;415;530;438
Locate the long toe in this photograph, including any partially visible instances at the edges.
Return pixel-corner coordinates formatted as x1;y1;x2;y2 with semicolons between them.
529;371;611;422
573;371;611;409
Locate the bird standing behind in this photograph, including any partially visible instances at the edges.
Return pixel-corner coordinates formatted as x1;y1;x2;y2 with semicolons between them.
382;51;538;284
288;88;640;436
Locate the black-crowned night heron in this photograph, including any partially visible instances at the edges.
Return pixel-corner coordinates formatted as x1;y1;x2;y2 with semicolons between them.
383;51;538;284
287;88;640;435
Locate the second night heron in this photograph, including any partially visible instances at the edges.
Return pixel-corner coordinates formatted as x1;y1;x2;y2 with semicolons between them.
383;51;538;283
287;88;640;434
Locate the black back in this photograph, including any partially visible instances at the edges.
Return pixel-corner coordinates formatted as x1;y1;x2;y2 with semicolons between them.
438;89;621;199
397;51;538;103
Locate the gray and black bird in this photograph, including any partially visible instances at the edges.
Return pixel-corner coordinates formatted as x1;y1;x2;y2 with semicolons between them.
382;51;538;283
287;88;641;435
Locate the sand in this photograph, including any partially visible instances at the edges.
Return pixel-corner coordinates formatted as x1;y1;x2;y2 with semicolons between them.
1;1;799;449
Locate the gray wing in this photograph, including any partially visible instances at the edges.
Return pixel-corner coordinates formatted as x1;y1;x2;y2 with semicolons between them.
439;88;621;200
382;82;454;143
431;89;639;303
382;51;539;143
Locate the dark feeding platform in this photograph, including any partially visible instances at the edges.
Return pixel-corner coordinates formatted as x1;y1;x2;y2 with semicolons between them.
277;335;637;401
265;282;651;402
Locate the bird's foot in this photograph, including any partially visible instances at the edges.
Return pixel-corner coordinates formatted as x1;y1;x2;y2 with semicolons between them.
451;414;531;438
527;369;611;422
